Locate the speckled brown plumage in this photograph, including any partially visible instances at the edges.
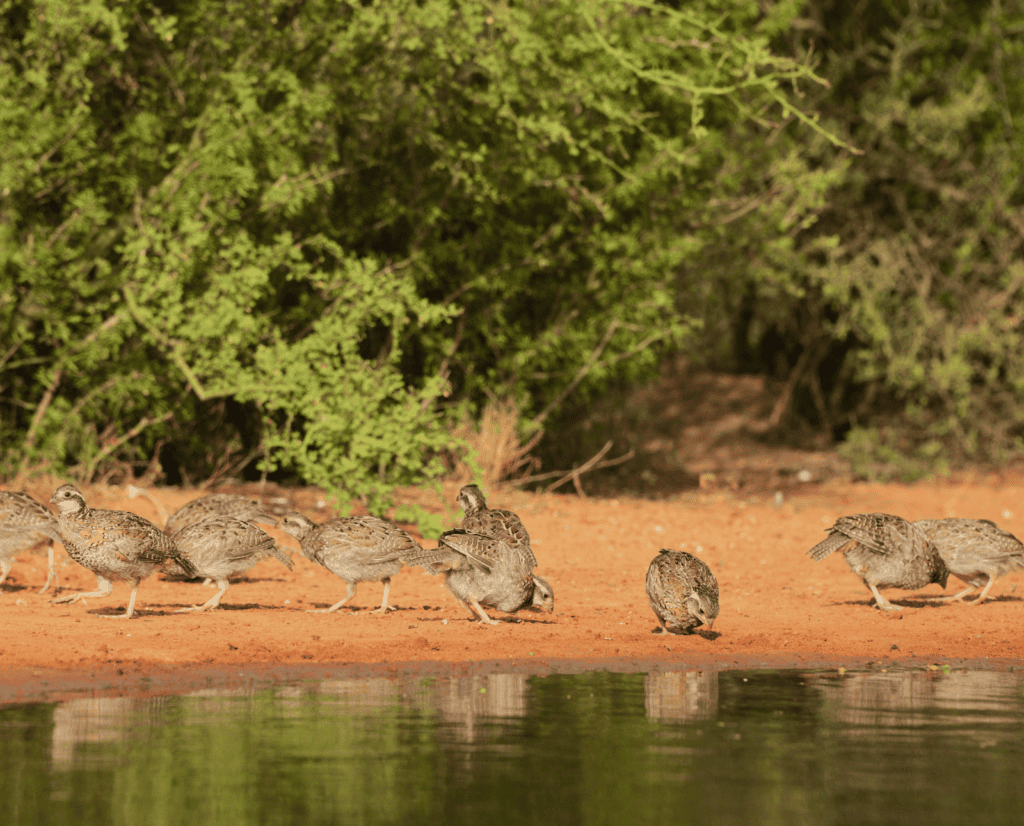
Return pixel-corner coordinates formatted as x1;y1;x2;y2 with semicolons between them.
646;549;719;634
457;484;536;568
280;512;425;614
48;484;197;619
169;515;292;612
165;493;279;537
432;529;554;624
807;512;948;611
914;517;1024;603
0;490;63;593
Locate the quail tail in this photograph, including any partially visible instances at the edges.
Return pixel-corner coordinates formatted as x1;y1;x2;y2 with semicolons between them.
807;532;853;561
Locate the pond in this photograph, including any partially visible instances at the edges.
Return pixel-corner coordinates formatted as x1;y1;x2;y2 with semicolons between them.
3;664;1023;825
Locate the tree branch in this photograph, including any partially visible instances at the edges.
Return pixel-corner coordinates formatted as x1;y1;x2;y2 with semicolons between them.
81;411;174;483
20;312;124;472
530;319;620;428
514;441;636;491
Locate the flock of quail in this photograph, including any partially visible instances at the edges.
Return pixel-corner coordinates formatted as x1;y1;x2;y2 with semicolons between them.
3;481;1022;632
0;484;561;625
809;512;1024;610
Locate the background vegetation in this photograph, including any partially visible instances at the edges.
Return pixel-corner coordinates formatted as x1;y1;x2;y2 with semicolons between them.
1;0;1022;505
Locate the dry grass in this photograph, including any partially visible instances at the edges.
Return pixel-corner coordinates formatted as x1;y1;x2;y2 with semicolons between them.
444;398;541;490
3;470;69;506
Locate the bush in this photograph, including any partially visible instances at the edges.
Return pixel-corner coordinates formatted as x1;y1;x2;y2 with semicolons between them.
0;0;837;503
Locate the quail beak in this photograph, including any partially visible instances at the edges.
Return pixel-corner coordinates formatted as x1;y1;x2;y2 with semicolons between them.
705;616;715;631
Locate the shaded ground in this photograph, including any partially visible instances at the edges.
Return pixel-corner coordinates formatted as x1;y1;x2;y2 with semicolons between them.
541;358;851;498
3;470;1024;702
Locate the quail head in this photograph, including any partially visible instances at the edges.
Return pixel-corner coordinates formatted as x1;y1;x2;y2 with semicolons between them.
457;484;536;567
427;529;541;625
807;512;948;611
914;517;1024;603
646;549;719;634
49;483;197;619
280;512;424;614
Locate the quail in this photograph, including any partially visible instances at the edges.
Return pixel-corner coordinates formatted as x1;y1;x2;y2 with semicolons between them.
164;493;279;537
422;529;554;624
457;484;536;567
48;484;198;618
0;491;64;593
646;549;719;634
914;517;1024;603
279;512;425;614
169;515;293;612
808;512;948;611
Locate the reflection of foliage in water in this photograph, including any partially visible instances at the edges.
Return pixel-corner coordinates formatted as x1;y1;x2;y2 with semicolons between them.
2;668;1024;825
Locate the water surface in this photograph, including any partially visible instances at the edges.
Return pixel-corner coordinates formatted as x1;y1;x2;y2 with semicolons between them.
3;666;1023;825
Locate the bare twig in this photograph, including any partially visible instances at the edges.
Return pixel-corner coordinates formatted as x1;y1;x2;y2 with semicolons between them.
20;313;124;472
203;444;264;489
21;369;63;464
544;440;614;494
513;441;635;494
127;484;171;526
81;411;174;483
530;320;620;428
0;341;21;371
121;285;234;402
422;313;466;413
34;118;86;175
748;347;814;434
510;429;546;475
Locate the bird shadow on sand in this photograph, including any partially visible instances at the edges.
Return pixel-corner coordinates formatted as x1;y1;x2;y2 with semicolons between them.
159;575;290;584
833;590;1024;610
434;615;556;625
963;593;1024;604
833;596;978;611
225;575;293;584
78;606;153;618
81;602;283;617
195;602;277;612
296;604;457;616
500;615;556;624
650;626;720;640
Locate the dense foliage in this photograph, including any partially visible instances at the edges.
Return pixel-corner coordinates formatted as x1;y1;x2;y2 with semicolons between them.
0;0;837;504
689;0;1024;478
2;0;1021;498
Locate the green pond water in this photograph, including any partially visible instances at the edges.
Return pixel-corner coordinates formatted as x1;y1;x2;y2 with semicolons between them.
3;665;1023;825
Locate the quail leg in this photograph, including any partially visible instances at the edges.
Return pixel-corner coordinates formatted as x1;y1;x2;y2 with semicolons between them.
969;573;998;603
867;582;901;611
101;580;142;619
178;578;230;612
924;570;997;604
447;592;497;623
51;574;114;607
925;583;979;602
467;596;500;625
449;595;480;620
368;577;395;614
37;543;59;595
0;557;11;588
309;581;358;613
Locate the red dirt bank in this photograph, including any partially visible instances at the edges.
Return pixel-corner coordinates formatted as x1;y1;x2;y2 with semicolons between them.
2;474;1024;699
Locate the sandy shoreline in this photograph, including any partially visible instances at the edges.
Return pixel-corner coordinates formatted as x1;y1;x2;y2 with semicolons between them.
3;474;1024;703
